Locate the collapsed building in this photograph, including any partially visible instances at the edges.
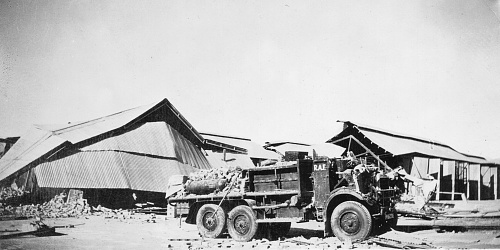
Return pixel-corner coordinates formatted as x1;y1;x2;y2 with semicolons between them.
201;133;281;168
263;141;345;161
327;121;498;201
1;102;498;206
0;99;219;208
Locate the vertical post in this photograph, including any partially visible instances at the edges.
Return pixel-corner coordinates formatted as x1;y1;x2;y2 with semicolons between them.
436;159;442;201
452;162;456;201
478;165;482;201
466;164;470;200
494;166;498;200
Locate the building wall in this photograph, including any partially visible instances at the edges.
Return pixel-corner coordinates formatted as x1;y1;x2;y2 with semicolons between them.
480;165;497;200
394;155;497;200
468;164;480;200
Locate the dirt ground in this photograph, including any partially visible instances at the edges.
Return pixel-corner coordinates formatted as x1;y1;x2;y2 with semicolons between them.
1;213;500;250
1;200;500;249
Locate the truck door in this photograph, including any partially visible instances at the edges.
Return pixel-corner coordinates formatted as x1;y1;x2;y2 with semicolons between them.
312;159;337;210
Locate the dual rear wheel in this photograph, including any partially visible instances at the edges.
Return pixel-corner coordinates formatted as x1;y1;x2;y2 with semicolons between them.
197;201;380;242
196;204;291;242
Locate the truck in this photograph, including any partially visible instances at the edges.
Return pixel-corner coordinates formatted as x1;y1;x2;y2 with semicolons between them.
168;151;400;242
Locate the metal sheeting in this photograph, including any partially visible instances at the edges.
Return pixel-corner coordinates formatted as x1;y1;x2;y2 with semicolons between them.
360;129;486;163
0;98;211;185
35;151;199;193
44;103;157;144
168;125;211;169
328;121;486;164
268;143;312;155
310;143;346;158
33;121;211;192
205;152;256;169
0;127;66;181
81;122;178;158
35;151;128;189
81;121;212;170
201;134;280;160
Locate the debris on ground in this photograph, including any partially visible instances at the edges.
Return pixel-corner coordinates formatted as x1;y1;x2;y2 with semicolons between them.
0;192;91;219
0;219;55;239
0;186;29;202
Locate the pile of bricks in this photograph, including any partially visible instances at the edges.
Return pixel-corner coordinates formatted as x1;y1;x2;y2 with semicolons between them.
0;187;28;202
0;192;91;219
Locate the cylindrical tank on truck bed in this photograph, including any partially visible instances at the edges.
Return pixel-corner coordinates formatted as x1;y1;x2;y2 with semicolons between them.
186;179;227;195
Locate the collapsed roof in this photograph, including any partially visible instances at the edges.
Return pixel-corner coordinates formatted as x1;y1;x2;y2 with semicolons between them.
327;121;487;164
201;133;280;160
0;98;212;192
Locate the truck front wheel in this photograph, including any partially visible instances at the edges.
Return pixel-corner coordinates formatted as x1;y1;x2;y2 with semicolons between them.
330;201;372;242
196;204;226;238
227;205;258;242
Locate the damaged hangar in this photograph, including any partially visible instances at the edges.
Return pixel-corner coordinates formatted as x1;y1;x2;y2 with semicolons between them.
328;121;497;201
0;98;219;208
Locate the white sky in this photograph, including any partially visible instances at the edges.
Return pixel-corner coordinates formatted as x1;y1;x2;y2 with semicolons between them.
1;0;499;159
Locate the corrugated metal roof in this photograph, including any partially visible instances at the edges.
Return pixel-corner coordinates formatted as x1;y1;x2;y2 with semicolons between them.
264;141;311;147
266;143;312;155
205;152;256;169
35;151;199;192
35;103;157;144
0;127;66;181
201;133;280;160
204;139;248;154
0;98;209;184
82;122;177;158
81;122;211;169
327;121;487;163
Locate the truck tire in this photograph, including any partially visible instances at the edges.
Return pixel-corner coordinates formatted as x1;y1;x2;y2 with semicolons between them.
227;205;258;242
330;201;372;242
196;204;226;238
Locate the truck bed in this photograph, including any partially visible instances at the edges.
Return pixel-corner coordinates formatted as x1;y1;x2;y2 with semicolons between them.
168;189;300;203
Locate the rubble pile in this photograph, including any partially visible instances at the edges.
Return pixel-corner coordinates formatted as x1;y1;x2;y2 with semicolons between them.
0;187;29;202
0;192;91;219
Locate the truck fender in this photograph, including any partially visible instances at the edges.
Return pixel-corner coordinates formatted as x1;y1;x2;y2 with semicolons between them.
322;188;366;237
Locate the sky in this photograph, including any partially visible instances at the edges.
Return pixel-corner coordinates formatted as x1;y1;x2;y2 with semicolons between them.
0;0;499;159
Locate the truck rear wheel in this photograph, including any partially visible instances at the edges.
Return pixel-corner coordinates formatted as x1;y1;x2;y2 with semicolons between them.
196;204;226;238
227;205;258;242
330;201;372;242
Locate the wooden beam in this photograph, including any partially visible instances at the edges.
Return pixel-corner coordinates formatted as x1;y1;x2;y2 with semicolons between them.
348;136;392;172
